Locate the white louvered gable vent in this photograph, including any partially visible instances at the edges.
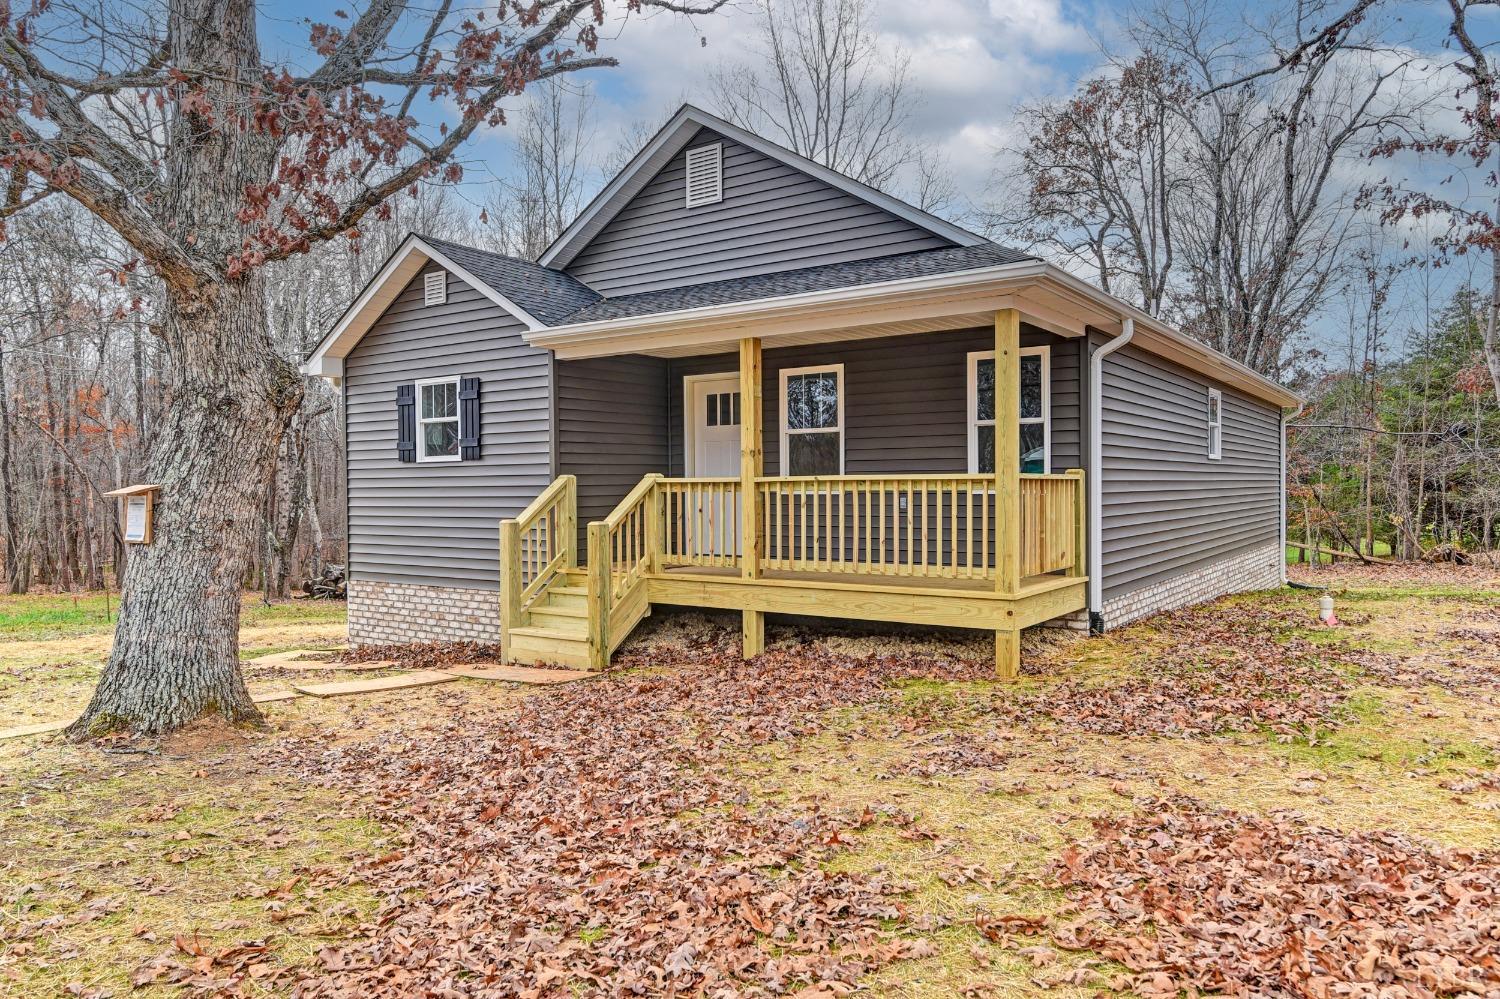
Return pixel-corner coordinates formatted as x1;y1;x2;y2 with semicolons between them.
684;143;723;208
423;270;447;306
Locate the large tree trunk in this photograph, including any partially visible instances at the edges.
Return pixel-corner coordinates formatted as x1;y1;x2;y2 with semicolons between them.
67;0;302;738
67;280;301;737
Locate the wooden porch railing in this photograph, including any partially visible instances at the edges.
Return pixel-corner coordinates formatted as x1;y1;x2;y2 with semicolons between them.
498;474;576;645
502;468;1084;665
757;475;996;579
1019;473;1084;577
660;477;742;570
585;473;662;664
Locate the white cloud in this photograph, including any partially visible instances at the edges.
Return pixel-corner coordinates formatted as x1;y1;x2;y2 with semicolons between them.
983;0;1091;53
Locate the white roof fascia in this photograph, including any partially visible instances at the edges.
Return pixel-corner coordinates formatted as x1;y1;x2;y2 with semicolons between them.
301;235;547;382
538;104;986;270
526;260;1300;408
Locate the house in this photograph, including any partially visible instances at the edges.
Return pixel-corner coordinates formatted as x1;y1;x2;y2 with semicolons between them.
304;104;1301;675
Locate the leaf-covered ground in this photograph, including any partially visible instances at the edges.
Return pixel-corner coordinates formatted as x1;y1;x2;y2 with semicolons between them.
2;567;1499;996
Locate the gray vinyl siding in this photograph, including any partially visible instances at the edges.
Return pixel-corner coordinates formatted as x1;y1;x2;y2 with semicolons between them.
1096;337;1282;600
343;262;552;590
665;328;1080;477
556;354;669;554
565;129;954;297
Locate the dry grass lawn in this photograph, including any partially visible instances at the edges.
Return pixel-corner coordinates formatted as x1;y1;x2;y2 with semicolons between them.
2;568;1499;996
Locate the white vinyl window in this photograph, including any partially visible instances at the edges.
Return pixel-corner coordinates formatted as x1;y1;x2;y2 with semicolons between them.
780;364;844;476
1207;388;1223;460
685;143;723;208
423;270;447;306
416;376;461;462
967;347;1050;475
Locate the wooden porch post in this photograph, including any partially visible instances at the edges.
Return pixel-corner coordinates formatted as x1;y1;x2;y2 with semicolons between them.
994;309;1022;678
739;336;766;657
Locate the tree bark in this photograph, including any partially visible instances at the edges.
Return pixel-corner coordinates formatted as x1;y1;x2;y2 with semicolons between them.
66;0;302;737
67;278;301;737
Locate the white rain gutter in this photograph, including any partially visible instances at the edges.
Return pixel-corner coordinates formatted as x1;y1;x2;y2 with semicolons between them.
1278;400;1306;586
1088;317;1135;624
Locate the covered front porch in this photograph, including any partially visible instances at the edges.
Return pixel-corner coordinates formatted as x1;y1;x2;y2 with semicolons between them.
501;307;1090;676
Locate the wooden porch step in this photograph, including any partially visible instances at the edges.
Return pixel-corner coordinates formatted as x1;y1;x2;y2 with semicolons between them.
527;605;588;629
540;587;588;610
508;624;592;669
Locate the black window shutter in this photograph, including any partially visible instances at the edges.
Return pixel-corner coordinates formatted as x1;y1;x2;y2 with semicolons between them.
396;383;416;463
459;376;481;460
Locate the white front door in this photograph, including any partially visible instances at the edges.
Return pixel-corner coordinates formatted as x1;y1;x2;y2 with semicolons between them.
690;375;741;476
687;375;742;556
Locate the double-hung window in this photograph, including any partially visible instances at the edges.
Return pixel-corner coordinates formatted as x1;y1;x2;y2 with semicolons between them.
780;364;844;476
416;376;461;462
967;348;1050;474
1207;388;1223;460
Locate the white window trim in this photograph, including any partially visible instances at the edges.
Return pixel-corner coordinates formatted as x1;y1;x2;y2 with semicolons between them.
966;347;1050;475
423;269;447;306
684;142;724;208
1207;387;1223;460
779;363;845;476
415;375;462;463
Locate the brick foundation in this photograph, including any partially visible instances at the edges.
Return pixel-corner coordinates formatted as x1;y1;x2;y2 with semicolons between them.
346;579;502;646
1042;609;1091;632
1100;541;1283;630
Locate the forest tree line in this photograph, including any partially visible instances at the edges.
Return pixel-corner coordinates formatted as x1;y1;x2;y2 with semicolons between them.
2;0;1498;600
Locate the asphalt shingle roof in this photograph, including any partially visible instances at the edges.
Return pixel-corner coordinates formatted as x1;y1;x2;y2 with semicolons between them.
554;243;1036;325
420;236;600;326
419;237;1035;328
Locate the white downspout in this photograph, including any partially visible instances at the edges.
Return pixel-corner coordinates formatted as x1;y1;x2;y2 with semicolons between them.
1279;401;1305;586
1088;317;1135;624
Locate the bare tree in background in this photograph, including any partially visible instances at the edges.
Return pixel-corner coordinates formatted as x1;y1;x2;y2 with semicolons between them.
484;80;598;261
0;0;725;738
997;0;1415;376
992;53;1191;317
710;0;945;201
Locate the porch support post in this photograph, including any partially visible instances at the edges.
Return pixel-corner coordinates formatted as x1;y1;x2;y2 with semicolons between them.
739;336;766;657
994;309;1022;678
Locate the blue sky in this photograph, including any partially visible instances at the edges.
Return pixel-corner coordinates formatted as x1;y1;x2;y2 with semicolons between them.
255;0;1498;359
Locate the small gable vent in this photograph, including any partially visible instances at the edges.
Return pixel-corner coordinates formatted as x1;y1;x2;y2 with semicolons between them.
684;143;723;208
423;270;447;306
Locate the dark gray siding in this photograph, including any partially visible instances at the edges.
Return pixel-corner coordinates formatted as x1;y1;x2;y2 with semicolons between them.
556;354;669;553
565;129;954;297
1097;337;1282;600
344;262;552;590
665;327;1081;477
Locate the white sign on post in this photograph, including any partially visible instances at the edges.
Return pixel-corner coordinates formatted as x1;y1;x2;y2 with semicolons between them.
106;484;159;545
124;495;149;543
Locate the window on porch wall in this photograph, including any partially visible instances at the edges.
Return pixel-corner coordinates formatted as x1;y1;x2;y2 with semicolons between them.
781;365;844;476
968;348;1050;475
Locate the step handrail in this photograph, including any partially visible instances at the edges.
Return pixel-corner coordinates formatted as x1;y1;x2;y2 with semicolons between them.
499;474;577;651
585;473;663;666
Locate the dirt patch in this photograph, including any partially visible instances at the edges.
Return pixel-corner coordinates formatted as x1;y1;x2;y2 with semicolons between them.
1051;796;1500;998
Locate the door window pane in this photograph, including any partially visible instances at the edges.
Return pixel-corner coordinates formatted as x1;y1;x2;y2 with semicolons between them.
788;432;840;476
